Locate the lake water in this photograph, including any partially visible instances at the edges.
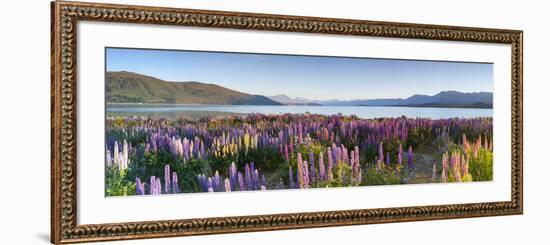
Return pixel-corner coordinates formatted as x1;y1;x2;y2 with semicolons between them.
106;104;492;119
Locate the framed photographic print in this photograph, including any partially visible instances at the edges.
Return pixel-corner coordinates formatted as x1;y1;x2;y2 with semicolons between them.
51;0;523;243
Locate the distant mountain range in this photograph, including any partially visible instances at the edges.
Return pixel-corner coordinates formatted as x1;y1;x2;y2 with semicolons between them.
106;71;492;108
106;71;281;105
269;91;492;108
267;95;322;106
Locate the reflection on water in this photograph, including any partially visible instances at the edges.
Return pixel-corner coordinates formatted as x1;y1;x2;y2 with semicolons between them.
106;104;493;119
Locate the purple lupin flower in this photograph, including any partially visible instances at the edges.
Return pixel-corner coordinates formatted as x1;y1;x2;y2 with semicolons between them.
385;152;390;167
150;176;160;195
135;177;145;195
155;178;162;195
308;150;316;184
194;137;200;156
407;146;414;169
237;172;245;191
164;164;171;193
342;145;349;164
182;138;190;162
378;141;384;163
213;170;221;191
245;163;252;190
149;176;156;195
207;177;214;192
327;147;333;180
197;174;207;192
172;172;179;193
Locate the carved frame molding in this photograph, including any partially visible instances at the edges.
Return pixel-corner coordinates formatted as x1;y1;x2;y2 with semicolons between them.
51;1;523;243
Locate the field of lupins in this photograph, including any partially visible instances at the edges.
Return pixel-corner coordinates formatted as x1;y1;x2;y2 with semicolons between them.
105;113;493;196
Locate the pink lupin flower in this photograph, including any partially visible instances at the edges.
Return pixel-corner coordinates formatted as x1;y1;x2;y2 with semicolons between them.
301;161;310;188
442;152;449;172
461;155;469;177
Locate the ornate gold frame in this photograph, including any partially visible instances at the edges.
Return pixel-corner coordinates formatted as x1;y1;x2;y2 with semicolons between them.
51;1;523;243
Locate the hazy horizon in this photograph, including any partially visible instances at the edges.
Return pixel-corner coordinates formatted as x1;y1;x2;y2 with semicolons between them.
106;47;493;101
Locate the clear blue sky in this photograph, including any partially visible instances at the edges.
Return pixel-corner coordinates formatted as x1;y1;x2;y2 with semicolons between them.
106;47;493;100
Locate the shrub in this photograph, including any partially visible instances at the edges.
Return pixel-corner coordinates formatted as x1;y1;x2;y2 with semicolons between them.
362;167;401;186
469;149;493;181
105;167;135;196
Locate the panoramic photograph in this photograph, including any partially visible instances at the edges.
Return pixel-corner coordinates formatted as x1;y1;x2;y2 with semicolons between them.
105;47;494;197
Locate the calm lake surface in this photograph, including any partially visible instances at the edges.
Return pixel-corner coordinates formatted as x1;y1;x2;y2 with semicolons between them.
106;104;493;119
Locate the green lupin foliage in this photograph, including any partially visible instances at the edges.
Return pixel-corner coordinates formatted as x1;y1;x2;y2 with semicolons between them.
469;148;493;181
